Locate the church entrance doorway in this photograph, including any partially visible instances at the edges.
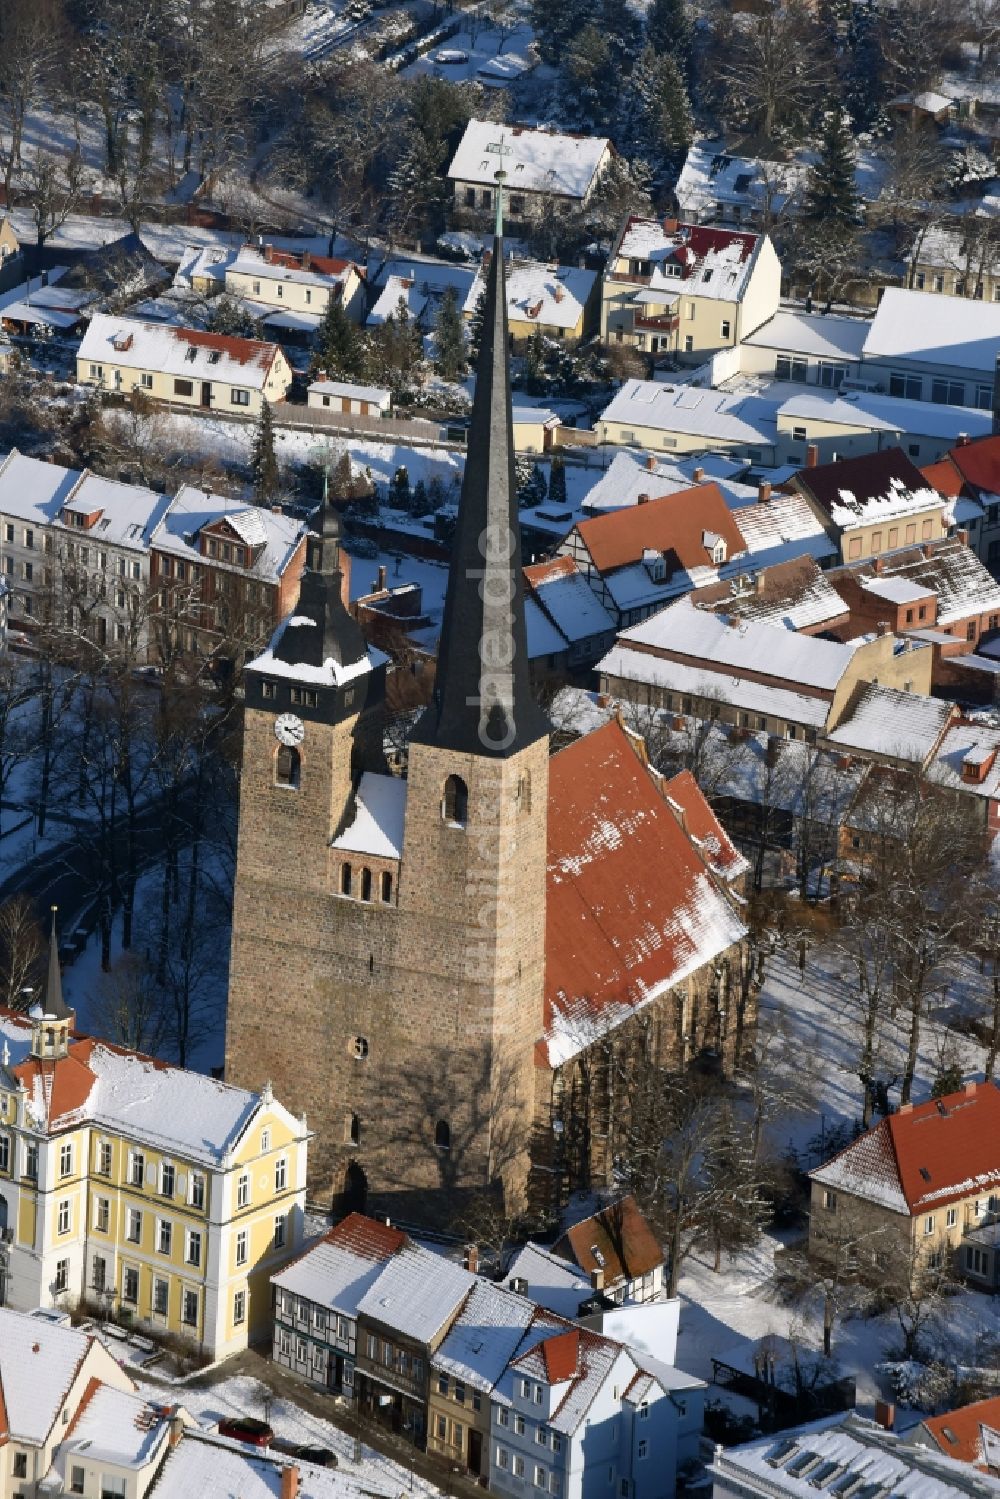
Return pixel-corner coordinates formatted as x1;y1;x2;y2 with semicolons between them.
343;1161;367;1215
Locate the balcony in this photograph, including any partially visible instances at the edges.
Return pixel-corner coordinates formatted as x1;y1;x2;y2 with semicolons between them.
634;312;679;334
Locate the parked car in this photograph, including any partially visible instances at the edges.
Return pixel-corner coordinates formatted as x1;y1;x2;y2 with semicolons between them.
272;1437;337;1468
217;1416;274;1448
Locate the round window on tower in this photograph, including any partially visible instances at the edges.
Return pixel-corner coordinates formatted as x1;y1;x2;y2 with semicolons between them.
352;1037;369;1060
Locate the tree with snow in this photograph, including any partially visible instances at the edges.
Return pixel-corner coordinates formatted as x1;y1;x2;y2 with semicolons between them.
801;109;861;235
524;326;546;395
314;297;366;381
548;453;568;508
645;0;693;79
467;287;488;364
434;286;467;381
560;25;619;130
391;465;411;511
250;400;279;507
629;45;693;183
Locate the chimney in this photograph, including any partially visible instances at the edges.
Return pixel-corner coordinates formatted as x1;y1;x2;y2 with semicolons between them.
591;1267;604;1291
662;216;678;234
301;250;311;270
263;244;275;264
168;1412;185;1449
727;611;742;628
755;571;766;595
966;1079;978;1095
873;556;884;575
271;505;283;516
899;1101;913;1114
637;492;650;505
315;368;327;381
376;564;387;591
876;620;891;637
957;432;970;446
281;1465;300;1499
463;1243;479;1274
693;466;705;482
645;454;657;472
874;1401;895;1432
757;480;771;504
957;528;969;546
554;285;565;302
806;444;820;469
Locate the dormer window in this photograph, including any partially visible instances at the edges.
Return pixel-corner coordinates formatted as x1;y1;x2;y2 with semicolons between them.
208;351;221;365
643;548;667;583
185;346;197;362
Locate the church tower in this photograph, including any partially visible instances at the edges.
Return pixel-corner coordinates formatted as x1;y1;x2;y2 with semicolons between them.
226;228;549;1221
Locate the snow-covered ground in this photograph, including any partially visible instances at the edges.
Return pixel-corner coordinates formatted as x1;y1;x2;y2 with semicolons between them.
399;20;537;84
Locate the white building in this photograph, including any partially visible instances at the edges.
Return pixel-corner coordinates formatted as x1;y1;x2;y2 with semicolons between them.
860;288;1000;412
307;379;392;417
674;141;807;228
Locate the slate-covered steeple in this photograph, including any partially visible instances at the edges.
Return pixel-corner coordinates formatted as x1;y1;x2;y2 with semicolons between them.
412;241;548;758
42;905;71;1022
272;496;368;675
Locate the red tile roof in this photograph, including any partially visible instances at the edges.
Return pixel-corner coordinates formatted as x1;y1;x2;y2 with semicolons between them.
949;435;1000;497
543;720;745;1066
11;1051;97;1128
260;247;361;279
168;325;279;370
922;1394;1000;1468
553;1196;663;1283
572;483;746;574
663;769;746;882
326;1212;407;1261
540;1328;580;1384
921;457;964;498
524;555;577;587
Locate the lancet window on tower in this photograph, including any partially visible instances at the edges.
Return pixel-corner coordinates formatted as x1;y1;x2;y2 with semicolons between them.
275;744;300;789
341;863;352;896
442;775;469;826
435;1120;451;1151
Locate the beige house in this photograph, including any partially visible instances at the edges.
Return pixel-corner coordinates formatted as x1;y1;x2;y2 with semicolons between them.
775;390;993;469
600;216;781;362
448;119;613;220
225;243;367;324
307;378;391;416
596;379;778;464
907;220;1000;305
77;314;293;416
809;1080;1000;1288
464;256;600;345
794;447;953;563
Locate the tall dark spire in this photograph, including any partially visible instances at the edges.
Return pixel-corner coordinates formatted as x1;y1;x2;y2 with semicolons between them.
412;243;548;758
42;906;71;1021
272;497;368;674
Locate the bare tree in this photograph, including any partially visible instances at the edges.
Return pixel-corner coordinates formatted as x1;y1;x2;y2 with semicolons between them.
0;0;66;205
0;896;45;1010
23;147;90;252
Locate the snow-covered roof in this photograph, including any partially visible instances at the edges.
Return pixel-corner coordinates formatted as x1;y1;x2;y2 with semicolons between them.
366;275;428;327
824;683;953;765
447;119;610;200
729;491;838;570
618;595;859;691
816;475;947;531
272;1220;405;1316
859;574;932;604
698;557;847;633
0;451;170;550
526;594;570;658
371;255;477;303
309;379;391;405
929;720;1000;801
779;391;993;444
356;1245;475;1344
78;314;287;389
600;380;776;446
674;141;806;220
331;772;407;860
174;243;237;289
59;1383;170;1470
432;1280;536;1392
506;1243;593;1321
229;246;358;290
524;557;615;644
251;613;386;688
599;644;834;729
463;258;597;331
0;449;86;525
614;218;761;302
713;1413;1000;1499
151;484;305;583
0;1310;99;1445
908;221;1000;273
862;288;1000;374
743;309;869;362
499;1320;632;1437
152;1430;365;1499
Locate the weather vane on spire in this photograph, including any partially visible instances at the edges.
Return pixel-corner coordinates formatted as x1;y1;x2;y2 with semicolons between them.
485;132;512;240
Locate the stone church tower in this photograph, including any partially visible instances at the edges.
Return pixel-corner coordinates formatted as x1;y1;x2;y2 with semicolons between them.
226;237;550;1220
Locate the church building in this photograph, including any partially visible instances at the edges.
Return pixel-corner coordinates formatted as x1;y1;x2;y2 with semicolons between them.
225;228;750;1224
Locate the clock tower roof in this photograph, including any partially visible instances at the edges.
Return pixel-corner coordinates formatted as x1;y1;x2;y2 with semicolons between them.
265;496;370;680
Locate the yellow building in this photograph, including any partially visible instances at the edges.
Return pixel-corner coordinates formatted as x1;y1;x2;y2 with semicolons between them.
225;244;367;324
793;447;952;564
77;314;293;416
0;917;310;1360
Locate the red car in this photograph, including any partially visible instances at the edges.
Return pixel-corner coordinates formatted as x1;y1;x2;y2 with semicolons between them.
217;1416;274;1448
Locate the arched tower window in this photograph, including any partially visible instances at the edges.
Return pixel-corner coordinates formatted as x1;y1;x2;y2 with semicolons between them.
361;868;373;901
380;871;393;902
346;1113;360;1146
275;744;300;789
341;863;352;897
435;1120;451;1151
517;773;531;814
442;775;468;826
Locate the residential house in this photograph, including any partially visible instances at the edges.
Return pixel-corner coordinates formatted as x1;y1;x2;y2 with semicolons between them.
597;596;933;744
505;1243;598;1322
739;309;867;389
463;257;599;346
491;1314;705;1499
225;243;367;328
53;1377;188;1499
0;924;309;1358
550;1196;667;1306
923;434;1000;568
307;379;391;417
0;266;93;338
428;1278;535;1479
674;141;806;228
709;1413;1000;1499
559;481;749;627
859;288;1000;412
688;556;851;637
0;450;171;647
523;556;616;674
792;447;952;564
271;1212;406;1398
353;1243;475;1443
774;389;992;468
821;682;956;773
906;220;1000;305
148;485;307;666
808;1080;1000;1287
600;218;781;361
889;89;957;123
448;120;613;220
77;315;294;415
150;1428;388;1499
0;1308;147;1499
366;255;477;330
828;536;1000;655
913;1394;1000;1473
0;216;23;291
928;717;1000;836
596;380;778;462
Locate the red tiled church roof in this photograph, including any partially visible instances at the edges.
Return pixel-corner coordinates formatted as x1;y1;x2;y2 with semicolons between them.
326;1211;407;1260
542;719;746;1067
663;769;746;882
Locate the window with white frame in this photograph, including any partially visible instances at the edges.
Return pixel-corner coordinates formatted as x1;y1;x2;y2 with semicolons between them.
125;1208;142;1243
946;1207;958;1228
234;1289;247;1325
153;1277;168;1316
261;1127;271;1153
123;1266;139;1303
514;1456;525;1478
924;1214;935;1235
158;1219;172;1255
94;1197;110;1233
497;1447;509;1470
57;1199;71;1234
514;1413;526;1435
186;1228;202;1266
274;1213;287;1248
129;1150;144;1187
59;1142;73;1177
160;1161;175;1197
275;1156;287;1192
237;1173;250;1209
236;1229;248;1266
182;1288;199;1326
535;1467;547;1487
54;1256;70;1292
498;1407;510;1428
552;1433;562;1453
189;1172;205;1209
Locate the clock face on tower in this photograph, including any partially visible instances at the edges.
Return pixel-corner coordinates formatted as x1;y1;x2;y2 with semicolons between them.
274;712;305;747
